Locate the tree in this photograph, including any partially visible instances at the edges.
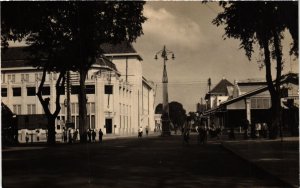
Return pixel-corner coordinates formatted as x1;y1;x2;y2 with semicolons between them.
212;1;298;138
155;102;187;130
2;2;147;143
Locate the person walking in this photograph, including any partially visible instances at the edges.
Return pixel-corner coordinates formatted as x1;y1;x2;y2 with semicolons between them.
63;127;68;143
25;132;29;144
145;127;149;136
138;126;143;138
73;129;78;143
68;129;73;144
92;130;96;142
87;129;92;143
98;129;103;143
243;119;249;139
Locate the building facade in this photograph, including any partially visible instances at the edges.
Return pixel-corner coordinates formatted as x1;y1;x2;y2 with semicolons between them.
202;73;299;135
1;44;155;141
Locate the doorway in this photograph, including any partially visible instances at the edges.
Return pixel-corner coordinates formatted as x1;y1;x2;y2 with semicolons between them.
105;119;112;134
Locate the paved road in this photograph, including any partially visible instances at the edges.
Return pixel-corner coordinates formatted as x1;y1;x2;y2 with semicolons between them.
2;135;287;188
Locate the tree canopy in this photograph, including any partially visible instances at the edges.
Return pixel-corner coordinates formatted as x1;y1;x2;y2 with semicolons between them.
155;102;187;129
2;1;147;143
212;1;298;138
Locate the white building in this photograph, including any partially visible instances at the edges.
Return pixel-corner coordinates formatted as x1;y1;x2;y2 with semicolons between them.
1;43;155;140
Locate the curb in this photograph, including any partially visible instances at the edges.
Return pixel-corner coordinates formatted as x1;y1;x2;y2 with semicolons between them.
221;143;296;188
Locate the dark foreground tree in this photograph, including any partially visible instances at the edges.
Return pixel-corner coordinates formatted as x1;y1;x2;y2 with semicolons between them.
2;1;146;143
155;102;187;131
212;1;298;138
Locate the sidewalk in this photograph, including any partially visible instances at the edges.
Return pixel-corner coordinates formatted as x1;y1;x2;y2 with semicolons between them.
103;131;160;140
222;137;299;188
2;131;161;152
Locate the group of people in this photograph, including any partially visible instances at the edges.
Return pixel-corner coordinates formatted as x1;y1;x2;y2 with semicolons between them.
243;120;268;139
138;126;149;138
182;123;221;145
62;128;104;143
62;128;79;143
86;129;104;143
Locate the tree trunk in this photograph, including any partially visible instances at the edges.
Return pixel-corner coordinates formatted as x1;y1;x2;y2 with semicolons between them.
262;36;278;139
36;68;65;145
272;30;283;140
79;68;88;143
47;116;56;145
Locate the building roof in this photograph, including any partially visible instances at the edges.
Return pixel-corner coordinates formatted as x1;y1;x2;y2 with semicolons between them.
1;42;141;68
210;78;234;94
100;41;137;54
95;56;118;72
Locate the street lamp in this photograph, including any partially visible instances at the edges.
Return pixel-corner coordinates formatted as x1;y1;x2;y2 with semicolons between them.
154;45;175;136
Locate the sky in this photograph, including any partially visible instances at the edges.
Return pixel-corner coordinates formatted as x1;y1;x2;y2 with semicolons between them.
133;1;298;112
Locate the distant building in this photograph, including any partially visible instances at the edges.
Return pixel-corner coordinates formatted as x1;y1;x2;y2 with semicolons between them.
203;73;299;135
1;43;155;142
203;78;234;127
204;78;234;110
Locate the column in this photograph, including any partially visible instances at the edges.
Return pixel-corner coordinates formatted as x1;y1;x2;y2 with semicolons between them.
245;98;251;124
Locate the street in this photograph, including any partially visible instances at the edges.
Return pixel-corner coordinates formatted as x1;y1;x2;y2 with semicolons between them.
2;135;287;188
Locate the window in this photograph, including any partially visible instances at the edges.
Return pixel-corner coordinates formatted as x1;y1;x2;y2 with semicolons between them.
251;98;257;109
8;75;15;82
13;104;22;114
13;88;21;96
71;85;80;94
27;104;36;114
1;74;5;83
21;74;29;82
86;85;95;94
105;85;113;94
256;99;262;109
27;87;36;96
71;103;76;114
1;88;7;97
42;87;50;95
91;103;95;113
263;98;270;108
87;103;90;115
91;115;95;129
35;73;42;81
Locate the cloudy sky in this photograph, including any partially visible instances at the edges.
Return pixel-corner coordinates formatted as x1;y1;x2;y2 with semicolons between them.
133;1;298;112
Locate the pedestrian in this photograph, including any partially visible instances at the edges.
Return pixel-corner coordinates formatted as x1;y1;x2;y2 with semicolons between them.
87;129;92;143
36;129;40;142
92;129;96;142
138;126;143;138
243;119;249;139
63;127;68;143
25;132;29;144
228;128;235;140
256;123;261;138
145;127;149;136
197;126;201;145
73;129;78;142
99;129;103;143
183;129;190;144
68;129;73;144
262;123;268;138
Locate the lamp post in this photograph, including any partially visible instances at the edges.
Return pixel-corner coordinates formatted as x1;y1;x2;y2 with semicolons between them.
155;45;175;136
